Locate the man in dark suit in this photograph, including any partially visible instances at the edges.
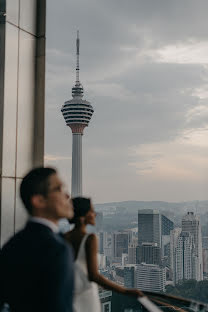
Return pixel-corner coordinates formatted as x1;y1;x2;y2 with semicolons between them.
0;167;74;312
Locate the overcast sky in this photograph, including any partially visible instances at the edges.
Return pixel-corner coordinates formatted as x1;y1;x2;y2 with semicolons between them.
45;0;208;203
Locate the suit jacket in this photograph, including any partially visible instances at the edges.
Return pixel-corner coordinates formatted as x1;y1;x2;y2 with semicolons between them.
0;221;74;312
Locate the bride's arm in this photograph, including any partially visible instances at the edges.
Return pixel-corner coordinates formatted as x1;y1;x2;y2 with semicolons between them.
85;234;144;298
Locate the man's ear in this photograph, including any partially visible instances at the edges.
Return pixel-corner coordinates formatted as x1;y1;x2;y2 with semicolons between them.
31;194;46;210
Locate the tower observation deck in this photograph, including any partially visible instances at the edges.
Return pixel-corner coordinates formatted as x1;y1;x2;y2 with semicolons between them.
61;31;94;196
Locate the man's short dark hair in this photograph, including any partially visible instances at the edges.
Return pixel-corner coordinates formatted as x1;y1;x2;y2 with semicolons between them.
20;167;56;215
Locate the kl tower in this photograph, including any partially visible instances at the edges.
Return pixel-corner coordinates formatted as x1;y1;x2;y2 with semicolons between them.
61;31;94;197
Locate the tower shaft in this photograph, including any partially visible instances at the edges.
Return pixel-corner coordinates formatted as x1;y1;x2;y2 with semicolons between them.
71;133;82;197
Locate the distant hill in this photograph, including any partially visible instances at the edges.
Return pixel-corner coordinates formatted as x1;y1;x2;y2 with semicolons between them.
95;200;208;214
95;200;208;230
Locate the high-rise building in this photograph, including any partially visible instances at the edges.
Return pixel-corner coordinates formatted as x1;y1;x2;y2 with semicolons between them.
175;231;194;284
162;235;171;268
122;253;128;266
103;232;113;262
61;31;94;196
162;215;174;235
135;263;166;292
98;232;105;254
138;210;174;248
202;249;208;277
136;243;161;265
112;232;129;262
128;243;137;264
182;212;203;281
170;227;182;283
138;210;162;247
96;212;103;233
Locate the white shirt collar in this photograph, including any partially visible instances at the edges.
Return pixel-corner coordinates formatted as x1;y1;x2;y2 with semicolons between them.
30;217;59;233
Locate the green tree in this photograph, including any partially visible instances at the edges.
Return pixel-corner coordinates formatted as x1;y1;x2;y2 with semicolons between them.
166;280;208;304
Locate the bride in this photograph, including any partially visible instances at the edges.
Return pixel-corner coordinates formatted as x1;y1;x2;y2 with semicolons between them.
64;197;143;312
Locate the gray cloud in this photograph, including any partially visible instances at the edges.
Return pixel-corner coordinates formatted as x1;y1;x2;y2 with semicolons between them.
46;0;208;202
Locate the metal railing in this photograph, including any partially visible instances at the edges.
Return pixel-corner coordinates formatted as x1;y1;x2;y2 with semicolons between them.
107;290;208;312
2;292;208;312
142;292;208;312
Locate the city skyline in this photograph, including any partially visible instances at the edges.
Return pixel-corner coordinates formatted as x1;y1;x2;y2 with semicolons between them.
97;209;205;291
45;0;208;203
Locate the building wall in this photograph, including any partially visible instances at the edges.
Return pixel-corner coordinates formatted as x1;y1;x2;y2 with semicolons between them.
0;0;46;246
99;290;112;312
112;232;129;261
203;249;208;275
124;266;135;288
202;237;208;249
182;212;203;281
170;227;182;284
162;215;174;235
96;212;103;232
137;243;161;265
128;243;137;264
135;264;166;293
98;231;104;254
175;232;193;284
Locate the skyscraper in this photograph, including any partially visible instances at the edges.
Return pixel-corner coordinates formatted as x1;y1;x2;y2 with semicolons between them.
95;212;103;232
162;215;174;235
182;212;203;281
128;243;137;264
203;249;208;277
112;232;129;262
61;31;94;196
98;232;104;254
175;231;194;284
138;210;162;247
170;227;182;283
138;210;174;248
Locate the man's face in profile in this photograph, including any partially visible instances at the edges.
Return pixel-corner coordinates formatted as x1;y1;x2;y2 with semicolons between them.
44;173;74;220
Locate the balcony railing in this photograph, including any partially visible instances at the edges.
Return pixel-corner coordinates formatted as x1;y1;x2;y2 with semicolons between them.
143;291;208;312
101;291;208;312
1;292;208;312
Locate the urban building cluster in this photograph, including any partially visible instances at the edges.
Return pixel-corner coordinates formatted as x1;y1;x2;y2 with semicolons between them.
97;209;205;298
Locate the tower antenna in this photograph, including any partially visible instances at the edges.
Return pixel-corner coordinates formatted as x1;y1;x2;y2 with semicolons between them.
76;30;80;82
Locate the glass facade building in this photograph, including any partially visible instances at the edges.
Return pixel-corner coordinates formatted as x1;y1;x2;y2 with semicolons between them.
138;210;162;247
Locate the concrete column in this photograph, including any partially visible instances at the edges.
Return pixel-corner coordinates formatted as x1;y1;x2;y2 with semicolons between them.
71;133;82;197
0;0;46;246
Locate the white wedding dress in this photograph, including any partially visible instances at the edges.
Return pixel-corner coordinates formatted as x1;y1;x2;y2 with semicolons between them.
73;234;101;312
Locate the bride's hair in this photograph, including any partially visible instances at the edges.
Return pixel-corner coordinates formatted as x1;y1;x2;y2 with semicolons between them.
69;197;91;224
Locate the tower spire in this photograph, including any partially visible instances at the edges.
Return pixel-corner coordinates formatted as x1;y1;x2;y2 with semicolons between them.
72;30;83;98
76;30;80;82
